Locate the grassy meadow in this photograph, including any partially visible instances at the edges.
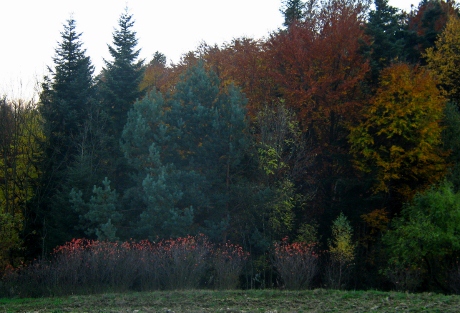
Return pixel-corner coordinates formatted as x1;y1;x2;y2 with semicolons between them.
2;289;460;312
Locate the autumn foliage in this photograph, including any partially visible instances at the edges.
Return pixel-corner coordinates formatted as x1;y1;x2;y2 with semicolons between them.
349;63;447;210
1;235;249;297
426;15;460;105
4;0;460;295
272;237;318;289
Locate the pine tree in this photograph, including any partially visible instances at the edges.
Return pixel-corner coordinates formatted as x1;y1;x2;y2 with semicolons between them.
98;8;144;138
121;63;253;240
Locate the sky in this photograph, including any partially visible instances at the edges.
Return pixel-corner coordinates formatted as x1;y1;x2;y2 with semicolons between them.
1;0;416;99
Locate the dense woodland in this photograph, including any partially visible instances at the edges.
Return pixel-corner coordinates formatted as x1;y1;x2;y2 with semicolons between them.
2;0;460;293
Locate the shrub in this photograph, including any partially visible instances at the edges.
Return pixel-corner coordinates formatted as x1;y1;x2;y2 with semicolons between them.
211;242;249;289
449;260;460;294
0;234;252;297
383;262;422;292
157;234;211;290
271;238;318;289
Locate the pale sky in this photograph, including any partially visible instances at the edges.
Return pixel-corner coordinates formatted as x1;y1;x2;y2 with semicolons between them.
0;0;416;99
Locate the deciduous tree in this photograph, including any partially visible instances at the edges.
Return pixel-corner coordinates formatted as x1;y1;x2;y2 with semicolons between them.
0;97;42;268
265;0;371;221
383;181;460;292
349;63;447;213
425;15;460;106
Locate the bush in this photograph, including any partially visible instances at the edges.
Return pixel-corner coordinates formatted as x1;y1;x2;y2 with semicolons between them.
271;238;318;289
157;234;211;290
449;261;460;294
383;262;422;292
211;242;249;289
1;234;250;297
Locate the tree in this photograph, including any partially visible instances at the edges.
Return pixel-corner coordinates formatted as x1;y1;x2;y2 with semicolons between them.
280;0;306;27
121;63;253;240
441;102;460;191
98;8;144;138
265;0;371;224
383;181;460;292
255;101;312;240
37;17;97;251
404;0;459;64
365;0;406;84
349;63;447;214
199;38;272;116
70;177;122;241
325;212;356;289
0;96;43;268
139;51;172;94
40;17;95;163
425;15;460;106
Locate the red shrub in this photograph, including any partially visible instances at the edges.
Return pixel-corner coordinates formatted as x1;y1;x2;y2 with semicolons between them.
211;242;249;289
272;238;318;289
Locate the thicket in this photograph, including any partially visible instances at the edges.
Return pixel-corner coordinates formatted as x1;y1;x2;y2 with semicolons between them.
0;235;249;297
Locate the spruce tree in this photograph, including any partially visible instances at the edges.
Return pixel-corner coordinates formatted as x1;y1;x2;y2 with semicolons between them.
280;0;305;27
98;8;144;138
366;0;405;84
40;17;95;163
37;17;97;250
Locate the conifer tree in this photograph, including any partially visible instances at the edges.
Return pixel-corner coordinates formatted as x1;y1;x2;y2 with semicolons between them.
40;18;95;163
121;63;253;240
366;0;405;83
98;8;144;138
280;0;306;27
37;17;97;250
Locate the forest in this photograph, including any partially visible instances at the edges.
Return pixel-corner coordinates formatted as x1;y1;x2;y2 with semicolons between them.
1;0;460;295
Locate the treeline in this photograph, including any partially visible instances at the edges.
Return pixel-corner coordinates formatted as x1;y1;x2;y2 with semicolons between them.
2;0;460;293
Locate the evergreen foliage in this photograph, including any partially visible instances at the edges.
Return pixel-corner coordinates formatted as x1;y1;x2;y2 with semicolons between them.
441;102;460;191
121;63;252;240
40;18;95;162
366;0;405;83
70;177;121;241
98;8;144;138
403;0;459;64
280;0;306;27
37;17;97;250
6;0;460;293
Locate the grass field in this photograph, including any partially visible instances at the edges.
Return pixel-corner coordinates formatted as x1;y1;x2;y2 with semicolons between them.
1;289;460;312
